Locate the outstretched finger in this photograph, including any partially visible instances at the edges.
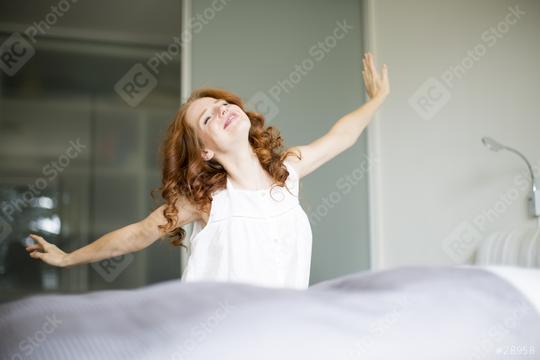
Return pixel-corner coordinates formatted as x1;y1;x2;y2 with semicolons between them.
382;64;389;84
362;70;369;88
370;54;379;80
362;56;369;73
26;244;41;252
363;56;373;77
367;53;374;71
364;53;373;69
29;234;48;247
365;54;377;82
30;251;43;259
363;69;373;89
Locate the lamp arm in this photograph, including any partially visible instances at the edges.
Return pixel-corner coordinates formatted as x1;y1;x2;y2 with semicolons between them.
504;146;537;192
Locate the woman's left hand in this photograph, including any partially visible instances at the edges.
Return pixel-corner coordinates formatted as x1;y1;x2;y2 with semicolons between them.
362;52;390;100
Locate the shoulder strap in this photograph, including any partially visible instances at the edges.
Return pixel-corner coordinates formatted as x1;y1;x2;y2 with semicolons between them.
283;159;300;197
283;159;299;180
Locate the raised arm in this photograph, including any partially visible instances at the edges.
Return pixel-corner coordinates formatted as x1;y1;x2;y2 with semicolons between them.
285;52;390;178
26;195;200;268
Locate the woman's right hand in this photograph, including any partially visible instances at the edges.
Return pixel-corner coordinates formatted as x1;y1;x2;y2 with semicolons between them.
26;234;70;268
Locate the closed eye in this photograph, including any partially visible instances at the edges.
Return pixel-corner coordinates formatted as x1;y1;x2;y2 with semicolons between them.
204;101;229;125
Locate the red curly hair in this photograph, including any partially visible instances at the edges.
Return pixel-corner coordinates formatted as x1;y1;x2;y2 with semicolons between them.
151;87;301;248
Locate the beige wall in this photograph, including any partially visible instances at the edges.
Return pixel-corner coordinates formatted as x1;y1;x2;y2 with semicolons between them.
366;0;540;268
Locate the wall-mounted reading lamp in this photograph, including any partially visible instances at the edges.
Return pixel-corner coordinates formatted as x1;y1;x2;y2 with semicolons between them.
482;137;540;218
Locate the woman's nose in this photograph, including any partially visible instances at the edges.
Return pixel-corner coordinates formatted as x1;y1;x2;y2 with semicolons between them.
219;104;228;118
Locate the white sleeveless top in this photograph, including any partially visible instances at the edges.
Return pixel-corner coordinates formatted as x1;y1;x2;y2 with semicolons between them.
180;160;313;290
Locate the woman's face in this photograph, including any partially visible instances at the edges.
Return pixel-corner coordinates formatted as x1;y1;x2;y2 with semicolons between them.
186;97;251;160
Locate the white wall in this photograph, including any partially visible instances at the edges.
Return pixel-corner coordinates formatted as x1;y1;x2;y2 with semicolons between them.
366;0;540;268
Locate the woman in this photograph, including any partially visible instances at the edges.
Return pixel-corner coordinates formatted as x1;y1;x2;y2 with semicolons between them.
25;53;390;289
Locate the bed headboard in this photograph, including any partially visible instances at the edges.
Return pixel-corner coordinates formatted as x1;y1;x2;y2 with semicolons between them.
474;226;540;268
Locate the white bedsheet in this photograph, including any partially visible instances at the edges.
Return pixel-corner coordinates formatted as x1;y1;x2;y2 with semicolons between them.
1;266;539;360
477;265;540;314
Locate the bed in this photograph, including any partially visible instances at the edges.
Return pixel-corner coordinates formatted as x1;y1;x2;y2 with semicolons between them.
1;265;539;359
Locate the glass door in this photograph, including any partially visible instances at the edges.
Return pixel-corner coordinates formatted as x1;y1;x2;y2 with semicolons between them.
0;1;183;303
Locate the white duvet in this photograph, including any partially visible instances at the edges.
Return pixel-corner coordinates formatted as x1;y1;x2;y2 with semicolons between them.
1;265;539;360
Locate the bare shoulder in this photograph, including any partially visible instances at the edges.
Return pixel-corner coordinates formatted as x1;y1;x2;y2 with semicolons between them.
145;195;202;233
175;195;203;224
132;194;203;249
283;147;305;179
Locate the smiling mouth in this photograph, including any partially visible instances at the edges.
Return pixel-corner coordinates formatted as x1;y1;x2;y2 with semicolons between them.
224;113;237;129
